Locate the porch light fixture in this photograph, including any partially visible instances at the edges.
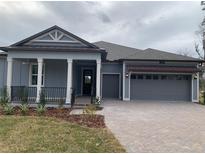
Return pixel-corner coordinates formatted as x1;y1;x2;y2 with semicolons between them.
125;72;129;78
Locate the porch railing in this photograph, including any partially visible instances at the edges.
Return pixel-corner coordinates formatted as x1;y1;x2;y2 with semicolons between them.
11;86;37;102
11;86;66;103
42;87;66;102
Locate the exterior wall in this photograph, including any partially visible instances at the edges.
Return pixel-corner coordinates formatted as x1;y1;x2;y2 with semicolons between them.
192;73;199;102
44;59;67;87
101;62;123;99
0;57;7;89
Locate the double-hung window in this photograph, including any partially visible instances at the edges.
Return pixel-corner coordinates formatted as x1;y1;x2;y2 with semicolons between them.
30;64;45;86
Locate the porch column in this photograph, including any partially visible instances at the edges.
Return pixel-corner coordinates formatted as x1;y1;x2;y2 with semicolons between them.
6;57;13;101
65;59;73;104
36;58;43;103
191;72;199;102
96;59;101;99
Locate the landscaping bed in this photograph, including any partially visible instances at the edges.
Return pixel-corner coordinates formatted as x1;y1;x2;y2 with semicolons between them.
0;106;105;128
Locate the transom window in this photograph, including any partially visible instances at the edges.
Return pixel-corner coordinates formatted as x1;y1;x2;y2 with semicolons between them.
30;64;45;86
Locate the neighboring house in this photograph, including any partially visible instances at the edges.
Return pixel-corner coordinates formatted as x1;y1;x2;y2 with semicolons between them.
0;25;203;103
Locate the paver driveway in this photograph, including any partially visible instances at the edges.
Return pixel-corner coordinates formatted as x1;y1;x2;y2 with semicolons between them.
99;100;205;152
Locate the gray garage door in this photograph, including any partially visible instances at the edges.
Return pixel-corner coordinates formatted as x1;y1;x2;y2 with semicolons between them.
102;74;119;98
130;74;191;101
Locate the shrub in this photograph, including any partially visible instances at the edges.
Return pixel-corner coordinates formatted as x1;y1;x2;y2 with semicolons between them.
37;104;46;116
20;87;28;105
58;98;65;109
38;91;46;107
83;104;97;115
3;104;14;115
0;87;9;107
20;104;29;116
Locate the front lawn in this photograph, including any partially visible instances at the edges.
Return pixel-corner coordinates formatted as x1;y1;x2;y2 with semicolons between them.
0;116;125;153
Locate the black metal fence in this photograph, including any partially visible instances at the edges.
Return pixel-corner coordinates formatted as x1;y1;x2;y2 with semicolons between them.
42;87;66;102
11;86;37;102
11;86;67;103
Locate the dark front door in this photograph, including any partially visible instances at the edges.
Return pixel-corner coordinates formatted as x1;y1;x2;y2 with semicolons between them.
83;69;93;96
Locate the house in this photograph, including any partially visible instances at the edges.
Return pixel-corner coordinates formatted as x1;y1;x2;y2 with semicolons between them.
0;25;203;104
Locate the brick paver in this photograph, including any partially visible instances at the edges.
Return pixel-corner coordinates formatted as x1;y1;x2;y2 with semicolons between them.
99;100;205;152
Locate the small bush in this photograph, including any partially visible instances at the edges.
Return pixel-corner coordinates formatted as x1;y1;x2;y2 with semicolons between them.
38;91;46;107
37;104;46;116
0;87;9;107
20;104;29;116
58;98;65;109
83;104;97;115
3;104;14;115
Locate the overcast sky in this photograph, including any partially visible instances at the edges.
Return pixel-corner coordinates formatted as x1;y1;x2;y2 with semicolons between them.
0;1;204;57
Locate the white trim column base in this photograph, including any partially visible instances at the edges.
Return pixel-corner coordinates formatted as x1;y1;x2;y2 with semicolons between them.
65;59;73;104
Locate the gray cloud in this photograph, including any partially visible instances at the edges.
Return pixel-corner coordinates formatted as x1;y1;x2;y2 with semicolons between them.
0;1;203;57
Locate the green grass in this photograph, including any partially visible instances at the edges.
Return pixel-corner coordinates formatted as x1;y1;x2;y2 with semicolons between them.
0;116;125;153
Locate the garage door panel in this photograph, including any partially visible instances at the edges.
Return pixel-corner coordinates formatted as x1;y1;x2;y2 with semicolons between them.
130;74;191;101
102;74;119;98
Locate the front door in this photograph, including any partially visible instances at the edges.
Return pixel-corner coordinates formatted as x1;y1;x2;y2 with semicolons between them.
83;69;93;96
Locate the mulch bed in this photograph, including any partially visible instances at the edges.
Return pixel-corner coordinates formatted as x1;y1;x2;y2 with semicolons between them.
0;107;105;128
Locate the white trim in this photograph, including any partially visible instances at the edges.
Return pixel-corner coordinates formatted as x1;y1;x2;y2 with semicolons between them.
191;73;199;102
6;57;13;100
96;59;101;98
80;67;95;96
101;73;121;99
29;63;45;87
65;59;73;104
123;61;126;100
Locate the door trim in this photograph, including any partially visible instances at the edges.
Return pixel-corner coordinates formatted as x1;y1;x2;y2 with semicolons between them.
101;73;121;99
81;67;95;96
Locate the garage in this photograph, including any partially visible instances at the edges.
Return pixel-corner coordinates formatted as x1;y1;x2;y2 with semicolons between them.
102;74;120;99
130;74;191;101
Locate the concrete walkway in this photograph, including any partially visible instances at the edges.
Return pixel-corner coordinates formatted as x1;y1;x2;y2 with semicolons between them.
99;100;205;152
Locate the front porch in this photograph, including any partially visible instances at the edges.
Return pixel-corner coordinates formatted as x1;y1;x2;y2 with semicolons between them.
7;57;101;106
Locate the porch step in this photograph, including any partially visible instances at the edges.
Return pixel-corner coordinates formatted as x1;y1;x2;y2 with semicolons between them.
70;109;84;115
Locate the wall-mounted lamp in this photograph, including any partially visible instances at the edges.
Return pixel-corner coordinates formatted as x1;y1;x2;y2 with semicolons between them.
125;72;129;78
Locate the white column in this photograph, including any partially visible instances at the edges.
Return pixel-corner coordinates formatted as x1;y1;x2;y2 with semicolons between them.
6;57;13;100
65;59;73;104
96;59;101;99
123;61;125;100
36;58;43;103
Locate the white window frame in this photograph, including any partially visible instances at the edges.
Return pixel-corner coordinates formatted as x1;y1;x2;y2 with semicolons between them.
29;63;45;87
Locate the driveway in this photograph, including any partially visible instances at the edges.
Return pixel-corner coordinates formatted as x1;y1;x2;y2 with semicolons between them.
99;100;205;152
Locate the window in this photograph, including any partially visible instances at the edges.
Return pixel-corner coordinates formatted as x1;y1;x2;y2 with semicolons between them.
145;75;152;80
30;64;45;86
153;75;159;80
161;75;167;80
137;75;144;80
159;60;165;64
183;75;189;80
176;75;183;80
131;74;136;79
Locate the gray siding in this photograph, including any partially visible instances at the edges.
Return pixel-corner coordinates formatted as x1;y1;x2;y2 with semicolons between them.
0;58;7;89
44;59;67;87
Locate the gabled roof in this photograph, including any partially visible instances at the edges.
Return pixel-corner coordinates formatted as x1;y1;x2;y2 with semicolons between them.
11;25;99;49
94;41;203;62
